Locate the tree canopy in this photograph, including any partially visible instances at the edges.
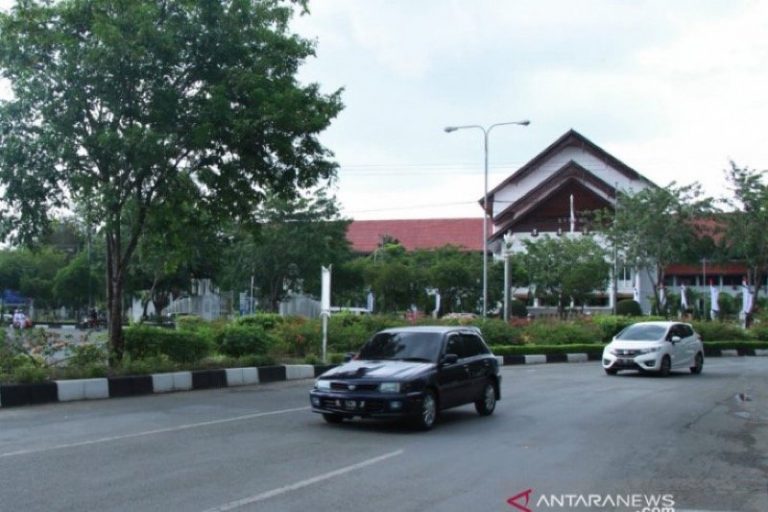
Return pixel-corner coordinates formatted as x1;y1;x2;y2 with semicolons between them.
0;0;342;358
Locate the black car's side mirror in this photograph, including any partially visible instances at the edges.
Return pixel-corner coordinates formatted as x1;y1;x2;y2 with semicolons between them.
441;353;459;365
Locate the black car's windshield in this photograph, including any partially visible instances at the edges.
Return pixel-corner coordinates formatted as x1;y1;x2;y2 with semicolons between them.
358;332;443;362
616;324;667;341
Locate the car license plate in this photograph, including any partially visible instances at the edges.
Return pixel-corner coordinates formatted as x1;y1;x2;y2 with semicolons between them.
619;358;633;365
345;400;364;410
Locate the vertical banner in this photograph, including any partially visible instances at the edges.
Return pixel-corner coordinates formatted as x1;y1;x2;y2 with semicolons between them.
321;266;332;363
710;283;719;320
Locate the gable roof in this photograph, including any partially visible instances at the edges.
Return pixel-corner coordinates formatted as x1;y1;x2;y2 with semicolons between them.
346;218;485;253
485;129;656;203
493;159;615;228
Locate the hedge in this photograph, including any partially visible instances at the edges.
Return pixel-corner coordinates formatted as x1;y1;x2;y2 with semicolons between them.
491;344;604;355
215;324;277;358
125;325;211;363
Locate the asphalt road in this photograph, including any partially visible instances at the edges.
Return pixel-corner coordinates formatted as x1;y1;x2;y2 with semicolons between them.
1;359;767;512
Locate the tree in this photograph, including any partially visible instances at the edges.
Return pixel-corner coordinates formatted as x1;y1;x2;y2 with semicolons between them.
522;235;609;317
603;183;711;316
218;190;351;312
0;1;342;359
720;162;768;322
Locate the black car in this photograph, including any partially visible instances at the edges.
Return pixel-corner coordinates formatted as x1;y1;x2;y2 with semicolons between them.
309;326;501;430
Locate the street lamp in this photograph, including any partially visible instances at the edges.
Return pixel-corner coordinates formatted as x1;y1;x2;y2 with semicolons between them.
502;231;514;322
444;120;530;317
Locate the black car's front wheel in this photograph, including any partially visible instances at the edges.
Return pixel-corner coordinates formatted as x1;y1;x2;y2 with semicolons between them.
413;390;437;431
475;381;497;416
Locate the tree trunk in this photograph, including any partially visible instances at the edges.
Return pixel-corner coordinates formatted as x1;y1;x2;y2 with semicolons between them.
106;232;125;363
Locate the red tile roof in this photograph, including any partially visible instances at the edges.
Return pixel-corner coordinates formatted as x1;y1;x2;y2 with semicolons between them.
347;218;486;253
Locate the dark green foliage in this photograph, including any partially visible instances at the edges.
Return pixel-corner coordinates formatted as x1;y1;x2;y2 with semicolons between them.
522;235;609;316
236;313;285;331
470;318;524;345
215;325;276;358
491;344;604;355
509;300;528;318
591;315;664;342
0;0;342;358
125;325;210;363
616;300;643;316
521;319;603;345
749;325;768;341
691;321;749;341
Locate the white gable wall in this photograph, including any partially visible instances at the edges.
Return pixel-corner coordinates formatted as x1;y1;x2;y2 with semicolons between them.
492;145;650;219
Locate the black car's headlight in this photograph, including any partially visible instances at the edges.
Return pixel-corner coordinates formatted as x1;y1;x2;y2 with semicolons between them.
315;380;331;390
378;382;401;393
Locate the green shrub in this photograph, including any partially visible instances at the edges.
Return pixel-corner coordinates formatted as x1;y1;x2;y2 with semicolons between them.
616;300;642;316
522;319;602;345
235;313;285;330
125;325;211;363
470;318;524;345
273;317;322;357
692;321;749;341
11;365;48;383
215;324;276;358
591;315;665;342
703;341;768;350
68;343;108;368
161;330;211;363
237;354;276;367
175;315;206;331
125;325;163;359
749;324;768;341
491;344;604;355
328;314;374;353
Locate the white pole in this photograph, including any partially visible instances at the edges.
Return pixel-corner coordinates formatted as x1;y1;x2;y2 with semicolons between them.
321;266;332;363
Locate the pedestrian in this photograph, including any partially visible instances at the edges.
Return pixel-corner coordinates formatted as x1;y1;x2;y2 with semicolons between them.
12;309;26;329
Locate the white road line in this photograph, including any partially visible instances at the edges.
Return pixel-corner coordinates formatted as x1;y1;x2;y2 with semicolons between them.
0;406;310;459
202;449;405;512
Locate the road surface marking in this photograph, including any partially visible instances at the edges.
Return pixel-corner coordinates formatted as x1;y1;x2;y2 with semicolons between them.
202;449;405;512
0;406;310;459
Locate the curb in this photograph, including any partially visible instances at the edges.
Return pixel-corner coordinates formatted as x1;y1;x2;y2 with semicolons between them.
1;351;765;408
0;364;324;409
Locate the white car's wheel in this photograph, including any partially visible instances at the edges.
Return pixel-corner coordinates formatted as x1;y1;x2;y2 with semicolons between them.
659;355;671;377
690;353;704;375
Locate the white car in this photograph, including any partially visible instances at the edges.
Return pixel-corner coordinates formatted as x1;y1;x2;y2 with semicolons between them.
602;321;704;376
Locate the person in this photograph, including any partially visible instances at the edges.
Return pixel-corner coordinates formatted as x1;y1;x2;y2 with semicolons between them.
12;309;27;329
89;308;98;329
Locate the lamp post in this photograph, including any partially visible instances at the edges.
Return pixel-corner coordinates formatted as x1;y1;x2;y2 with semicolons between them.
502;231;514;322
444;120;530;317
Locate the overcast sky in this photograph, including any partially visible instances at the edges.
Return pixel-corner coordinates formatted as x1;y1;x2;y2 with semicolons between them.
1;1;765;221
292;0;768;219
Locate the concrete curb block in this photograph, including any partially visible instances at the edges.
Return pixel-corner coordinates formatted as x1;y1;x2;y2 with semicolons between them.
225;367;259;387
285;365;314;380
524;354;547;365
55;378;109;402
567;353;589;363
720;349;739;357
755;349;768;357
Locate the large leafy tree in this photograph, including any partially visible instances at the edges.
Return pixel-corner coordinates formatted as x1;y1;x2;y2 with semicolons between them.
720;162;768;319
523;235;609;317
0;0;342;358
218;190;352;312
603;183;711;315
